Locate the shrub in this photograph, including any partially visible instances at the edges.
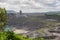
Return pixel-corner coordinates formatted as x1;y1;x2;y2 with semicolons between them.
0;31;33;40
0;31;45;40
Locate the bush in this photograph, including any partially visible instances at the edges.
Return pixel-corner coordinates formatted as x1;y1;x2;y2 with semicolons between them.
0;31;32;40
33;37;45;40
0;31;45;40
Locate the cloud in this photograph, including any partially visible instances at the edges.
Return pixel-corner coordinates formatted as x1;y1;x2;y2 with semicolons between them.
0;0;60;12
0;0;7;2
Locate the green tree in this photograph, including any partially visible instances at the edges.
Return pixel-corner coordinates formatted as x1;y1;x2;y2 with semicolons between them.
0;8;8;31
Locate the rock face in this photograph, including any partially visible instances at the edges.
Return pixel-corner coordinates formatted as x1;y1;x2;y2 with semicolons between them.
47;27;60;40
7;14;45;31
13;29;29;34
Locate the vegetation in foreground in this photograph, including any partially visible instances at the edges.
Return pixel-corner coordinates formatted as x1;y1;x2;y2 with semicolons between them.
0;8;8;31
0;31;45;40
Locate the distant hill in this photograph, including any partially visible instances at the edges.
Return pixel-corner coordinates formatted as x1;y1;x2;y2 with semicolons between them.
7;10;17;14
45;11;60;15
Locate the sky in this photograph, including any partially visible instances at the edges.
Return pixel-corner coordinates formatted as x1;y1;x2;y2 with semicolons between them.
0;0;60;13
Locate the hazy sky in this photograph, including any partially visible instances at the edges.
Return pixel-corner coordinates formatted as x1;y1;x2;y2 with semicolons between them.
0;0;60;13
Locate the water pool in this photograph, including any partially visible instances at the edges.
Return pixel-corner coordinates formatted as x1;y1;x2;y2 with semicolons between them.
4;25;14;31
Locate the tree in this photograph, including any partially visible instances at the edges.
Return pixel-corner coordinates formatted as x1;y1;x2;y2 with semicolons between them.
0;8;8;31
